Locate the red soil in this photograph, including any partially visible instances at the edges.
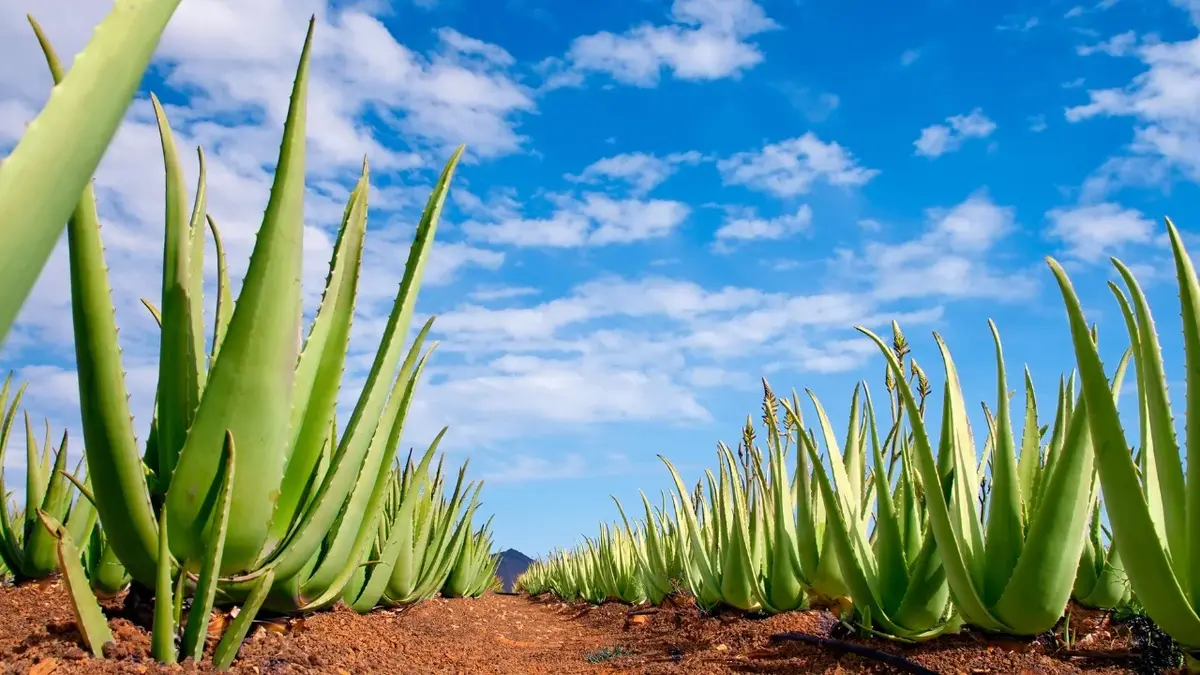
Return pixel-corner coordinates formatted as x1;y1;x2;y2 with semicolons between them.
0;581;1162;674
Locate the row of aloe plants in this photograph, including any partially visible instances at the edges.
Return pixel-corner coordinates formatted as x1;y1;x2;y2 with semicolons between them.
518;228;1200;670
0;6;500;670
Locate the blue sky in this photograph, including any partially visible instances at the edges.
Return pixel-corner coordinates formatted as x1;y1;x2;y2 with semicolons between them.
1;0;1199;559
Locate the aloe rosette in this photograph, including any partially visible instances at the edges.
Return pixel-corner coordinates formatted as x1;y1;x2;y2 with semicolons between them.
442;516;500;599
801;344;958;641
1050;219;1200;664
854;313;1130;637
340;445;483;611
33;7;464;629
0;376;102;583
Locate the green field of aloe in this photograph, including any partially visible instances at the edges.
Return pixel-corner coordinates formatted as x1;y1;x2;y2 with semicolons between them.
0;0;1198;672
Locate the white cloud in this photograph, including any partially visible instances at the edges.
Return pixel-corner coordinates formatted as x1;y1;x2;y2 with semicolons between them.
566;151;703;195
914;109;997;158
1066;0;1121;18
543;0;779;88
468;285;542;302
718;133;878;198
1077;31;1138;57
481;453;592;484
900;48;921;67
463;193;691;247
1046;202;1155;261
842;192;1036;302
715;205;813;242
1064;5;1200;194
997;16;1040;32
1029;114;1048;132
388;273;941;444
777;85;840;122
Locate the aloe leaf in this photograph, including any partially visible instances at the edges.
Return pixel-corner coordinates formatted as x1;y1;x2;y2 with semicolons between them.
23;414;46;545
24;429;73;576
213;568;275;670
166;19;315;573
1048;256;1200;648
1108;284;1167;542
0;381;26;575
207;215;234;361
39;511;114;657
297;339;438;609
187;147;208;392
1163;220;1200;615
1113;258;1188;586
859;327;1004;632
150;94;201;497
0;1;183;345
981;322;1025;607
28;14;162;584
263;164;369;558
253;146;462;587
1016;369;1041;525
152;503;176;664
182;431;236;661
63;465;99;549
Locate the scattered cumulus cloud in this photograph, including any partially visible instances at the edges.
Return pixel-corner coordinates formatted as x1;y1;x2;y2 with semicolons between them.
566;151;703;195
717;133;879;198
914;109;997;158
542;0;779;88
1046;202;1155;261
997;16;1040;32
840;192;1036;302
463;193;691;247
1065;5;1200;195
715;205;813;243
1077;31;1138;57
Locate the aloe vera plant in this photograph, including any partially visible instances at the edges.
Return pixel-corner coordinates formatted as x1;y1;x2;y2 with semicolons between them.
856;316;1123;636
0;375;99;582
0;1;182;347
342;444;483;611
49;15;459;590
442;516;501;598
801;327;958;641
1051;219;1200;666
25;14;469;667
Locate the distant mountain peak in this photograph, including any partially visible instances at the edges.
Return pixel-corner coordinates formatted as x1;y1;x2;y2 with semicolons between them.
495;548;534;592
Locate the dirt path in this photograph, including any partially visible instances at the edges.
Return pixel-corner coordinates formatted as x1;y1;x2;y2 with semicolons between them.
0;582;1151;674
0;583;624;674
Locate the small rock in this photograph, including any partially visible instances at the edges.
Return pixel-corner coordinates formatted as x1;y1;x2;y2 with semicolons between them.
207;612;228;638
714;644;728;652
29;658;57;675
